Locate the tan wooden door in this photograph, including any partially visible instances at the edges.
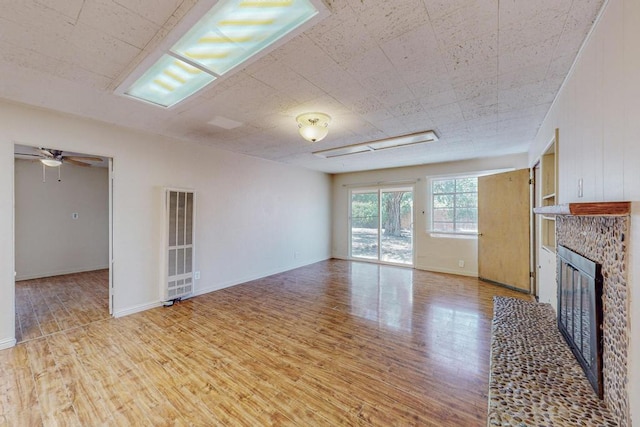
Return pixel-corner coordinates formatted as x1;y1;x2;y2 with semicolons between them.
478;169;530;292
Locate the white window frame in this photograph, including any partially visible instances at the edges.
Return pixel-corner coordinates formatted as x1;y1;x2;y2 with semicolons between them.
426;169;514;238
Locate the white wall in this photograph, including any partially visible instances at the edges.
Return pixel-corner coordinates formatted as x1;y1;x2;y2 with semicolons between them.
0;99;331;347
0;140;14;350
332;154;528;276
528;0;640;422
14;159;109;280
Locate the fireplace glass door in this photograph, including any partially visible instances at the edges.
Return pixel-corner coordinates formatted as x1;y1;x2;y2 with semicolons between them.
557;245;603;397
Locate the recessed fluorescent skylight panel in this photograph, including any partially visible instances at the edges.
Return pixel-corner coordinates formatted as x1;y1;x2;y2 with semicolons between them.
125;55;216;108
172;0;318;76
313;131;439;159
316;145;372;158
121;0;320;108
368;132;437;150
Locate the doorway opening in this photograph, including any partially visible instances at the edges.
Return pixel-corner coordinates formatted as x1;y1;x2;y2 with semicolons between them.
349;186;414;266
13;144;113;343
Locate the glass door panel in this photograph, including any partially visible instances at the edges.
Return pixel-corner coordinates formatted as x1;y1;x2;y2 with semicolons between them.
381;190;413;265
350;191;379;260
350;187;414;266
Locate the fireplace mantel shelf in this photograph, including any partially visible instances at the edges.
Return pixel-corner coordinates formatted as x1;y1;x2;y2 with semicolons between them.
533;201;630;216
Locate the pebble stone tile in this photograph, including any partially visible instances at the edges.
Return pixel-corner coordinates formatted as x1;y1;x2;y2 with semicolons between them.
488;297;617;427
557;215;630;427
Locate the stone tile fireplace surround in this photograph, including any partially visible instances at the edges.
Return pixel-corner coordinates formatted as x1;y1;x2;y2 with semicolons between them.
539;202;630;426
556;213;629;426
488;203;631;426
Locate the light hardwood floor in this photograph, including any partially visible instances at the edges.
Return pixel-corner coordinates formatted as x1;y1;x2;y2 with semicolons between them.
15;270;109;343
3;260;530;426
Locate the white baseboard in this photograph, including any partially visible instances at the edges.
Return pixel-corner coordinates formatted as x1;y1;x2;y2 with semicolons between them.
0;337;17;350
15;265;109;281
113;301;162;318
118;257;331;317
193;257;330;297
414;264;478;277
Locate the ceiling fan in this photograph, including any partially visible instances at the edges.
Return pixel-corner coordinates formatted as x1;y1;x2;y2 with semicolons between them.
16;148;103;167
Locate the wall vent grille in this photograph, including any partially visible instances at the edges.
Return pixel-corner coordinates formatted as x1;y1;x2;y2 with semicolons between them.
162;189;195;301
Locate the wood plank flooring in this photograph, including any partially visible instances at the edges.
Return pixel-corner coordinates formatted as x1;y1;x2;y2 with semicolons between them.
15;270;109;343
2;260;531;426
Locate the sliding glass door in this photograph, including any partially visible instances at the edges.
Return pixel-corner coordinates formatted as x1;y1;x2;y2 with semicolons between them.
350;191;379;260
350;187;413;265
380;189;413;264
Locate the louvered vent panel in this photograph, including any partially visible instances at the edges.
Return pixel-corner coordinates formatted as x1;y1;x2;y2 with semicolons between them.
163;189;195;301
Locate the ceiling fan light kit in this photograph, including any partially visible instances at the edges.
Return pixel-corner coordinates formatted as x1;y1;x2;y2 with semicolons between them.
40;158;62;167
296;112;331;142
15;147;104;168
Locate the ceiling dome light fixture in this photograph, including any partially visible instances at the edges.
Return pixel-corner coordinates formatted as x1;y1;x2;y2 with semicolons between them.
296;112;331;143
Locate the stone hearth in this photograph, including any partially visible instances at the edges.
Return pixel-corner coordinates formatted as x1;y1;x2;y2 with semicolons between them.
488;297;616;426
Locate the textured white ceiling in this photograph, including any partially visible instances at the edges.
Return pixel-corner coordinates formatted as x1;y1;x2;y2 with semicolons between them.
1;0;604;173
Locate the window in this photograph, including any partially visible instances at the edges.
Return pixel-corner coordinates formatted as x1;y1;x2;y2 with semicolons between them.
431;177;478;233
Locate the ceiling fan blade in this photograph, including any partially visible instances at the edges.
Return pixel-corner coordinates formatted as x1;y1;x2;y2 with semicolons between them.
64;156;103;163
14;153;42;157
64;158;91;167
39;148;54;157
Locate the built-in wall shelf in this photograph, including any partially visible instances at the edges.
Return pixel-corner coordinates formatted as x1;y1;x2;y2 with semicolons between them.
539;134;558;251
533;201;631;217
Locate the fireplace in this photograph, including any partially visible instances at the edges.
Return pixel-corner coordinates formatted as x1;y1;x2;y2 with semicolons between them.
533;202;630;426
557;245;603;398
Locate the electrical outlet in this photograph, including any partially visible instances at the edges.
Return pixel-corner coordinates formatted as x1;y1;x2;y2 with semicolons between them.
458;260;465;268
194;271;200;280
